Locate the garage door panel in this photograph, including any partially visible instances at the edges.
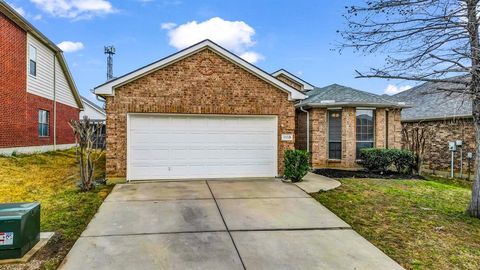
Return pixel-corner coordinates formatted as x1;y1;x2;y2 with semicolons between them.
128;115;277;180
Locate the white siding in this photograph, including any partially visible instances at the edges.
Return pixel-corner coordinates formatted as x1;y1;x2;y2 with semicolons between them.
55;59;77;107
80;101;106;120
27;33;54;100
26;33;79;108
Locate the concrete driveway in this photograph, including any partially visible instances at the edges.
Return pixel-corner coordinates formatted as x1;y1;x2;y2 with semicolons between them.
59;179;404;270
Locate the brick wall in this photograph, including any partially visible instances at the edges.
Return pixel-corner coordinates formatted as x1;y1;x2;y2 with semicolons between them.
402;118;476;171
105;48;296;178
295;110;307;150
341;107;356;167
0;13;27;148
388;109;402;148
309;108;328;167
0;13;78;149
55;101;78;144
375;109;387;148
23;94;78;147
275;74;303;91
299;107;403;168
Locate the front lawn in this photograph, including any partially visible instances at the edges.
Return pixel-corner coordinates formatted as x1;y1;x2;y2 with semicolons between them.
0;149;112;270
312;177;480;270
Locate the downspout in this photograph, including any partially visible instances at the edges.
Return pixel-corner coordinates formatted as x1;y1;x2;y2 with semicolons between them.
299;107;310;152
53;53;57;150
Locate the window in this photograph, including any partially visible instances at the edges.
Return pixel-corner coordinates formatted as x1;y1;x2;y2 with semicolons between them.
29;45;37;76
38;110;49;137
328;110;342;159
356;109;375;159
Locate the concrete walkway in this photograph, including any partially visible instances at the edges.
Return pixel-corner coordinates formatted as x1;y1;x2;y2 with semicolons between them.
294;172;341;193
59;179;404;270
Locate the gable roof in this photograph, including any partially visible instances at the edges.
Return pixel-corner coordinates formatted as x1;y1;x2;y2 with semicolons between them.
271;69;315;91
81;96;106;116
94;40;307;100
391;81;472;121
0;1;83;110
297;84;408;108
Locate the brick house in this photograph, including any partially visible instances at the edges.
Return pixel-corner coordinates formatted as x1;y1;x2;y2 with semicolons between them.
294;83;406;168
0;2;83;155
94;39;406;181
392;81;475;172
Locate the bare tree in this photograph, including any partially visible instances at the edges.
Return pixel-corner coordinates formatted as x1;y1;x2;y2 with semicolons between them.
340;0;480;217
402;123;433;174
69;116;105;191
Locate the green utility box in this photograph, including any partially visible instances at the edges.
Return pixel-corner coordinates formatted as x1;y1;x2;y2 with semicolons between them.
0;202;40;260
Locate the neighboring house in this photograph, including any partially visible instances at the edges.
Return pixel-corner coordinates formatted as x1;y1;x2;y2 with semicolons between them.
80;96;106;121
295;84;407;168
94;39;406;181
0;2;83;155
392;81;475;172
80;96;106;149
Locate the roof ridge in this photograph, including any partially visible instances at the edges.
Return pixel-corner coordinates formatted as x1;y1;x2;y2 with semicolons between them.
323;83;398;104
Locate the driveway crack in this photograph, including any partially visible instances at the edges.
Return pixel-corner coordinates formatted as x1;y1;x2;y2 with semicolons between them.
206;180;247;270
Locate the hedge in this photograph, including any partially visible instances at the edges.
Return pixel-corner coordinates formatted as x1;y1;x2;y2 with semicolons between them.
358;148;415;173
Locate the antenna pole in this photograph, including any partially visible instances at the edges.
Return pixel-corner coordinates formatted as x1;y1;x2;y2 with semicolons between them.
104;46;116;81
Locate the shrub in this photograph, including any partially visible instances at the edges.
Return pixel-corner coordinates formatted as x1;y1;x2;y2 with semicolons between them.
390;149;416;174
284;150;310;182
359;148;393;173
359;148;416;174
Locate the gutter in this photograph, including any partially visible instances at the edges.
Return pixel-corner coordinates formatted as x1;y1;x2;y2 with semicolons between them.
296;102;411;109
401;114;473;122
53;53;57;150
299;107;310;152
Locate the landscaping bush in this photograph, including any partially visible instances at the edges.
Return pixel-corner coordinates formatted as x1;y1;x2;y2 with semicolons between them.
284;150;310;182
359;148;416;174
390;149;416;173
359;148;393;173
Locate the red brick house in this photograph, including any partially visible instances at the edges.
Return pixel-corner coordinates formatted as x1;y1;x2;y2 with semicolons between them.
94;40;406;181
0;2;83;155
392;80;475;173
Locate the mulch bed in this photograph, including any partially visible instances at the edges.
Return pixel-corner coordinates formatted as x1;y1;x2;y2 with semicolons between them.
313;168;423;180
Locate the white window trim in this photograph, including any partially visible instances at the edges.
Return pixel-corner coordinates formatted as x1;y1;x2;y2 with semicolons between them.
28;44;37;78
355;109;376;159
38;109;49;137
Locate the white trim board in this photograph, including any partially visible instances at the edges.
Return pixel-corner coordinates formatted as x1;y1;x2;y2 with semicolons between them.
94;40;306;101
271;69;315;91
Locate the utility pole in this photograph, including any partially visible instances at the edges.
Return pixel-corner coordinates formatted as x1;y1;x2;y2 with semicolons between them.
104;46;116;81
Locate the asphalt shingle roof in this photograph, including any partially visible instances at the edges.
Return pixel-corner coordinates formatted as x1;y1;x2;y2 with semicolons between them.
298;84;404;108
390;81;472;121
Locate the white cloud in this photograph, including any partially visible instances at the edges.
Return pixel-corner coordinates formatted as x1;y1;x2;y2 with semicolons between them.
161;22;177;30
164;17;264;63
384;84;412;95
30;0;114;19
240;51;264;63
8;2;26;17
57;41;84;53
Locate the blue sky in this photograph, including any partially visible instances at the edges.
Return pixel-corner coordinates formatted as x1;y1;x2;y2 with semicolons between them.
8;0;415;101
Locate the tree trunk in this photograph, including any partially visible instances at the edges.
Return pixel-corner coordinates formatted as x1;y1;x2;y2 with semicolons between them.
466;0;480;217
467;100;480;217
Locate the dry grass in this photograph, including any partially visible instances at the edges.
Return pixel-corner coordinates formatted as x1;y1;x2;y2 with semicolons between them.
312;178;480;270
0;149;112;269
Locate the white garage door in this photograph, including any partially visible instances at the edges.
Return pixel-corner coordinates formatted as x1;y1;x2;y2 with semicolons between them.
127;114;278;180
